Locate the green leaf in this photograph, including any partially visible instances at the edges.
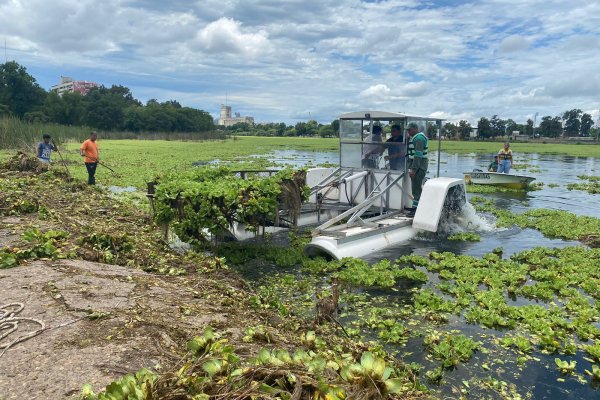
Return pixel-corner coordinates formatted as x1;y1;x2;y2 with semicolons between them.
202;359;223;376
258;348;272;364
259;383;282;394
371;357;386;379
360;352;375;371
384;378;406;394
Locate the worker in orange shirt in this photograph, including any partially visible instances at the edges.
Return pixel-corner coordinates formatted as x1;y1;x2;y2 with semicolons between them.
80;131;99;185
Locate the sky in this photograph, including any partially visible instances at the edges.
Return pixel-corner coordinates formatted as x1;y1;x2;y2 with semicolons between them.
1;0;599;125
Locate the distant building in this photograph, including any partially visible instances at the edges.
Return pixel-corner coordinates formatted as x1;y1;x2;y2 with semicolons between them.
51;76;99;96
218;104;254;127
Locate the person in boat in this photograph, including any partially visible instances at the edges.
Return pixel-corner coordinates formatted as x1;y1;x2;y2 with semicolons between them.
488;155;499;172
37;134;57;164
497;142;513;174
407;122;428;213
361;125;384;168
384;124;405;170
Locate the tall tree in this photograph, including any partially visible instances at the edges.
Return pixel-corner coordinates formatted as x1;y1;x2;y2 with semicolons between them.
490;115;506;137
562;109;582;137
331;119;340;136
295;122;307;136
0;61;47;117
581;113;594;137
442;122;457;139
525;119;534;137
506;119;519;135
458;120;472;140
477;117;492;139
538;116;562;138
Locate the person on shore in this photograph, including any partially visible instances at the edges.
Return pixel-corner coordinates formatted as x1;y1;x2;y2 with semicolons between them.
406;122;428;214
384;124;406;170
362;125;384;168
488;155;499;172
37;134;57;164
497;142;513;174
80;131;99;185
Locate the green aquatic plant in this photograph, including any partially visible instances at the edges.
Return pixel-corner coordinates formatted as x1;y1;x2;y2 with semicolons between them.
336;258;398;288
378;323;409;345
425;332;480;369
566;175;600;194
153;167;309;246
585;364;600;381
584;342;600;362
500;335;533;353
554;358;577;374
396;267;428;283
447;232;481;242
1;228;68;269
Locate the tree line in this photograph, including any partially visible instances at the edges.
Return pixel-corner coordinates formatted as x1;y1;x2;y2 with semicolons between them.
1;61;597;140
442;111;597;140
0;61;214;133
222;119;339;138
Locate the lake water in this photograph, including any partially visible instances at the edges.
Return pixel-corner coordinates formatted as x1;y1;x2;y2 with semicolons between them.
234;149;600;399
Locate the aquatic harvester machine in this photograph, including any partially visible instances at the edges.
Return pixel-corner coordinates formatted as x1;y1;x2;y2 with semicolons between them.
302;111;466;259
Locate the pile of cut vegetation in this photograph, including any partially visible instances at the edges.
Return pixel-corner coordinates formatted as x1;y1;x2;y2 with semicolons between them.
0;151;49;173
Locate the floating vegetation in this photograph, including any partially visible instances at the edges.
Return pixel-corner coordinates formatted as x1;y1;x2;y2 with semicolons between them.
566;174;600;194
465;182;541;193
447;232;481;241
425;332;480;369
470;197;600;242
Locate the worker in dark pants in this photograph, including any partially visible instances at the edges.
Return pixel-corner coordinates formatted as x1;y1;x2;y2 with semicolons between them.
406;123;428;215
80;131;99;185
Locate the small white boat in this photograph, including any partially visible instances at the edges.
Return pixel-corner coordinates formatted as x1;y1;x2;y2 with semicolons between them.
463;171;535;189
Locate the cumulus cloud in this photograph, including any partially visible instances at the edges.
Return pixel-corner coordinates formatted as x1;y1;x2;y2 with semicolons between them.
193;17;271;57
360;84;391;99
400;82;432;97
0;0;599;123
498;35;530;53
542;74;600;98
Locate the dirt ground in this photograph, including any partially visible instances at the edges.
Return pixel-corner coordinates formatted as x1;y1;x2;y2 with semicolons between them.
0;257;252;399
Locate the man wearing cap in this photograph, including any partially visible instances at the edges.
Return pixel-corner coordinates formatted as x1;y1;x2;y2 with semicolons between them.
80;131;99;185
362;125;384;168
406;123;428;213
37;134;57;163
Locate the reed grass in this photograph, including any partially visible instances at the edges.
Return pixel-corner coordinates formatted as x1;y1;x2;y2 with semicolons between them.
0;116;89;150
0;117;228;150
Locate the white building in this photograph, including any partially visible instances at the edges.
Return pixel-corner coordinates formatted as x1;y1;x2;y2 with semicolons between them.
51;76;99;96
218;104;254;127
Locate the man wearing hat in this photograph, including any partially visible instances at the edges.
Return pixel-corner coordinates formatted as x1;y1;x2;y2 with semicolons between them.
37;134;57;163
406;122;428;214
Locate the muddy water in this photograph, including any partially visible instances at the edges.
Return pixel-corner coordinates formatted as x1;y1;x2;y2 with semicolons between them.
237;149;600;399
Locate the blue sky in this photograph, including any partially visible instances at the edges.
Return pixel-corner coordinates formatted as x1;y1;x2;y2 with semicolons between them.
1;0;599;125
